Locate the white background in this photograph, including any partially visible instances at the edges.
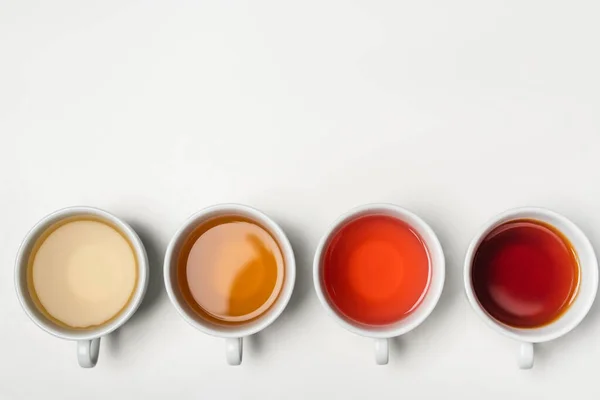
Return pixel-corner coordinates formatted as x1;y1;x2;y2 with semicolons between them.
1;1;600;399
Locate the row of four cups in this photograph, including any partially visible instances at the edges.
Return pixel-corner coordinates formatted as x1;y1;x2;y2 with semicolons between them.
15;204;597;369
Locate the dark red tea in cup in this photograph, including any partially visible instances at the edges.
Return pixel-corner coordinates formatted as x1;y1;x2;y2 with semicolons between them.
471;219;580;329
322;215;431;326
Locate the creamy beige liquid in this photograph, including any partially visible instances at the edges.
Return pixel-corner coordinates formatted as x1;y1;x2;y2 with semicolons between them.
28;218;137;329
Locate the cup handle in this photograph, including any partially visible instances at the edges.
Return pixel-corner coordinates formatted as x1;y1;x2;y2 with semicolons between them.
374;338;389;365
77;338;101;368
518;342;534;369
226;337;243;366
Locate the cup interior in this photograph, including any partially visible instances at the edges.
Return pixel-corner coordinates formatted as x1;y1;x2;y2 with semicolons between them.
14;207;149;341
164;204;296;338
464;207;598;342
313;204;445;338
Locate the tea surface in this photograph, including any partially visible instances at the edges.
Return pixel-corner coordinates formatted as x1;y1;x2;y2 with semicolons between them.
322;215;431;326
177;216;284;325
472;219;580;328
29;218;137;329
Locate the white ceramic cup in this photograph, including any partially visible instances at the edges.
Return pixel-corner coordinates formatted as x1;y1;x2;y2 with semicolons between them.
464;207;598;369
14;206;149;368
313;203;445;365
164;204;296;366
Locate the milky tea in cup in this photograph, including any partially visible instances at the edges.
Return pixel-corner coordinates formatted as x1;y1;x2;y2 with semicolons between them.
26;216;138;329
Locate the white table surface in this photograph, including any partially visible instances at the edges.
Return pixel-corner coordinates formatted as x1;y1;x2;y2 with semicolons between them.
2;1;600;399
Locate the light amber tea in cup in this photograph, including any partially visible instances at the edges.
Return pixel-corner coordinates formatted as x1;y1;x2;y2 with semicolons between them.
176;215;285;325
27;217;138;329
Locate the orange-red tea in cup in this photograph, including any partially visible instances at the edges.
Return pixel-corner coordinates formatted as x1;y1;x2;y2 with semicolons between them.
322;215;431;325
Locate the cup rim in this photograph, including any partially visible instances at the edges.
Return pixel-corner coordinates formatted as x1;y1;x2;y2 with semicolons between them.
14;206;149;341
312;203;446;339
463;206;599;343
163;203;296;338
